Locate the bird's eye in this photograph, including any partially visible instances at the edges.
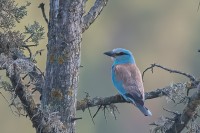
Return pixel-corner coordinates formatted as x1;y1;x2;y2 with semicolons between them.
116;52;126;56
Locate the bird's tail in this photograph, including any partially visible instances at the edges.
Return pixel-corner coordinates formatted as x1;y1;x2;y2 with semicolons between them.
135;103;152;116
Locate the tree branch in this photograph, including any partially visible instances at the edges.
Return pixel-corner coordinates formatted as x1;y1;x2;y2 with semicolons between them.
142;63;196;82
0;53;44;131
38;3;48;24
76;81;199;111
166;84;200;133
82;0;109;32
10;73;42;130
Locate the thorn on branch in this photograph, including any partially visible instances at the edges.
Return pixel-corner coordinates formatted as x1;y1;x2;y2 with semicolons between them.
70;117;82;122
142;63;196;82
38;3;48;24
22;74;28;80
163;107;180;116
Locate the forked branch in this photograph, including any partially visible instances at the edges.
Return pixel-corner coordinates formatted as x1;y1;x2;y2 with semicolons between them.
142;63;196;82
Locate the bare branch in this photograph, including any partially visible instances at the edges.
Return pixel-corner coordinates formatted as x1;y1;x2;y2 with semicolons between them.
38;3;48;24
24;33;34;43
76;81;199;111
21;45;32;59
165;84;200;133
142;63;196;82
82;0;109;32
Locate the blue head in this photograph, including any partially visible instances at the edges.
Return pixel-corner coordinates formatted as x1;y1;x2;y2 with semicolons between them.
104;48;135;65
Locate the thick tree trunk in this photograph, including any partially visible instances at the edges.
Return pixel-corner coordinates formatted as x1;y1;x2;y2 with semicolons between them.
42;0;83;133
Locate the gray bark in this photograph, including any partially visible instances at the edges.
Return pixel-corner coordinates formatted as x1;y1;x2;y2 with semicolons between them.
42;0;83;133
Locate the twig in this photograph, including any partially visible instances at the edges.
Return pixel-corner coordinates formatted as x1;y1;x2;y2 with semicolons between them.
87;106;95;125
24;34;34;43
82;0;109;32
0;92;16;116
163;107;180;116
38;3;48;24
22;74;28;80
24;44;38;47
142;63;196;82
0;91;10;104
22;45;32;59
109;104;119;120
84;92;95;124
103;105;107;123
93;104;102;118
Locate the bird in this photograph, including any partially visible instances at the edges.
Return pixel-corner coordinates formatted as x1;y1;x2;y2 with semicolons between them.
104;48;152;116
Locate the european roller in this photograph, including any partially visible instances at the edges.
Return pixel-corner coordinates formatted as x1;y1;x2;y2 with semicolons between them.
104;48;152;116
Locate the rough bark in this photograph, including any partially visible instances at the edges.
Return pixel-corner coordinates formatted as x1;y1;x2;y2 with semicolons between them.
82;0;109;32
166;84;200;133
42;0;83;133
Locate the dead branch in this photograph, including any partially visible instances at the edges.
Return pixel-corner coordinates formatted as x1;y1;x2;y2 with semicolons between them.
38;3;48;24
142;63;196;82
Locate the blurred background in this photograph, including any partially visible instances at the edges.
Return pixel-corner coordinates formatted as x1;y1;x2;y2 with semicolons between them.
0;0;200;132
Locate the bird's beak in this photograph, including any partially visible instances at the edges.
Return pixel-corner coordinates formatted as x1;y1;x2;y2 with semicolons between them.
104;51;114;57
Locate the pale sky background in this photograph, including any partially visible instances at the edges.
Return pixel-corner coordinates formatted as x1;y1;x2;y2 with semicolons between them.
0;0;200;133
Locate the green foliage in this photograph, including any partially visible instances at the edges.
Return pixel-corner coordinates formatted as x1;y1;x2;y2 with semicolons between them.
0;0;30;29
24;21;45;45
0;1;44;58
13;2;31;23
0;31;25;54
0;81;13;92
